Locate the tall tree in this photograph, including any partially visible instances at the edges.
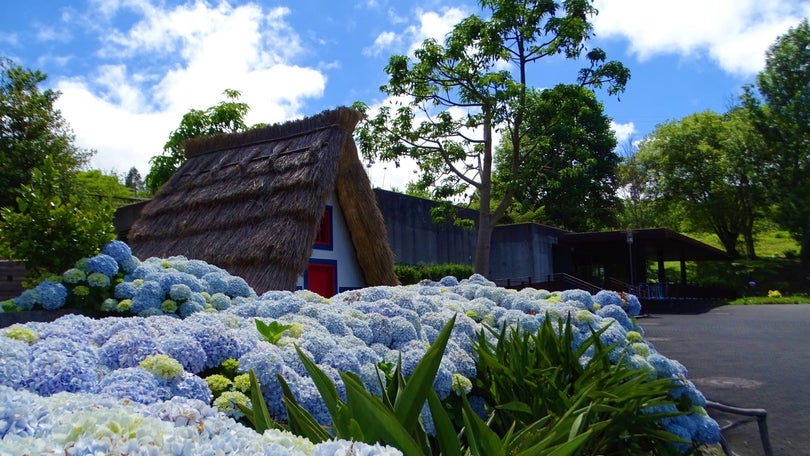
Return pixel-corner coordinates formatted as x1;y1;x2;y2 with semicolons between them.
0;157;117;280
124;167;144;195
493;84;620;231
355;0;629;274
0;57;90;211
743;19;810;283
633;111;765;258
77;169;134;201
144;89;251;194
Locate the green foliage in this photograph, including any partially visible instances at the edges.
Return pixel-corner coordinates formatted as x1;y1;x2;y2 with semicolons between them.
238;369;279;434
354;0;628;274
631;110;766;259
493;85;620;232
472;318;686;455
743;19;810;280
144;89;251;194
0;57;90;212
254;319;293;345
395;263;475;285
124;167;145;195
278;316;459;455
77;169;134;202
0;156;116;281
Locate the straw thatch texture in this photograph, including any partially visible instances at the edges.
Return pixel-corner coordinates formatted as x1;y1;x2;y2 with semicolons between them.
128;107;397;293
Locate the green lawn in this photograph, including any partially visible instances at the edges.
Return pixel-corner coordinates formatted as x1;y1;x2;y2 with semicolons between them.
663;230;808;300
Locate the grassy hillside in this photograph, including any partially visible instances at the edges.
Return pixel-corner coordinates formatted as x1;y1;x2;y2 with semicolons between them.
673;230;807;298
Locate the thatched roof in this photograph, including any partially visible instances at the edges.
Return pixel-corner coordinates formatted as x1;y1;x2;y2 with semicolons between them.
128;107;398;294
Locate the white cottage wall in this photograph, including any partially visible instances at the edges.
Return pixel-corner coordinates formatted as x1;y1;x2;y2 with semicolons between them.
296;192;365;295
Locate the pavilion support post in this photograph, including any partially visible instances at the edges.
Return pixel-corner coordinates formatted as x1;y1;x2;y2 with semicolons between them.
680;251;687;285
657;249;665;284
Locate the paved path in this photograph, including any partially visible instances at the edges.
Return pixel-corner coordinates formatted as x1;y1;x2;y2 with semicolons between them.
640;304;810;456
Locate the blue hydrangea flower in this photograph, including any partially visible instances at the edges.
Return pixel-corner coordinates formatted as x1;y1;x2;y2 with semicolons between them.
183;259;216;278
202;272;229;295
86;272;111;288
62;268;86;284
98;367;166;404
110;282;137;301
186;325;249;369
596;303;634;332
593;290;624;308
98;328;161;369
389;316;418;349
27;338;100;396
209;292;231;310
157;334;207;373
179;300;205;318
559;289;594;311
626;294;642;316
344;316;374;344
14;289;37;310
86;254;120;277
102;240;132;263
169;372;212;404
365;313;393;346
0;337;31;388
169;283;193;302
131;280;166;314
692;412;721;444
226;276;253;297
33;281;67;310
158;271;205;295
439;276;459;286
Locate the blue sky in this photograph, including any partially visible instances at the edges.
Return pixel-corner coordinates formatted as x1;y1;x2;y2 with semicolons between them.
2;0;809;190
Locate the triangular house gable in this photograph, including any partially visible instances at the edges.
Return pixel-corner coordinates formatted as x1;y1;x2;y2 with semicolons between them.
128;107;398;294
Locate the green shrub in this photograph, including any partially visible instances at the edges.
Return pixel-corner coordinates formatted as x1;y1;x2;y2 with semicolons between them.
0;156;115;282
395;263;475;285
472;317;686;455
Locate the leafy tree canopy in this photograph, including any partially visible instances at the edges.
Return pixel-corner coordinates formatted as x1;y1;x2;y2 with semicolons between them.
0;157;116;280
124;167;145;195
631;110;766;258
743;19;810;280
77;169;134;201
0;57;90;210
355;0;628;274
494;84;620;232
144;89;251;194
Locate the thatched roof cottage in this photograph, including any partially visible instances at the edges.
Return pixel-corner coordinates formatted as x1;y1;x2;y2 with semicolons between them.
127;107;398;296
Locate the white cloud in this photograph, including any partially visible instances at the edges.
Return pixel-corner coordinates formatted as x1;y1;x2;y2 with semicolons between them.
53;1;326;176
406;7;468;54
365;6;468;58
0;32;19;47
610;121;635;144
56;78;172;176
592;0;810;77
35;25;72;43
364;31;399;57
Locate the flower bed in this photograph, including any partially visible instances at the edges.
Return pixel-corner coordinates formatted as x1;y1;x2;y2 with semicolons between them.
0;242;720;454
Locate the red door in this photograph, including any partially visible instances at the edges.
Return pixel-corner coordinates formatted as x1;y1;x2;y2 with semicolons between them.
307;262;337;298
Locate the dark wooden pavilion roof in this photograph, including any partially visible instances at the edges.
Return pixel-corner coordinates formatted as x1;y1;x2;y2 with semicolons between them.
560;228;730;262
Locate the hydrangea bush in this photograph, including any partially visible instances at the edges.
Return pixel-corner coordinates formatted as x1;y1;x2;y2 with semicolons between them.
0;241;721;454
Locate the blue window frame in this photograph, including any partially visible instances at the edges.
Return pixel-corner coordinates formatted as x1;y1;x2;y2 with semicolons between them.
313;206;333;250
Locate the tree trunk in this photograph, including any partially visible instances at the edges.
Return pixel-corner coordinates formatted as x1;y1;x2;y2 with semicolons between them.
800;238;810;288
716;231;740;259
743;232;757;259
474;208;494;276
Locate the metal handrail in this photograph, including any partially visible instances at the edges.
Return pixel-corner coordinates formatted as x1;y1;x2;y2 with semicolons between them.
706;400;773;456
551;273;602;294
